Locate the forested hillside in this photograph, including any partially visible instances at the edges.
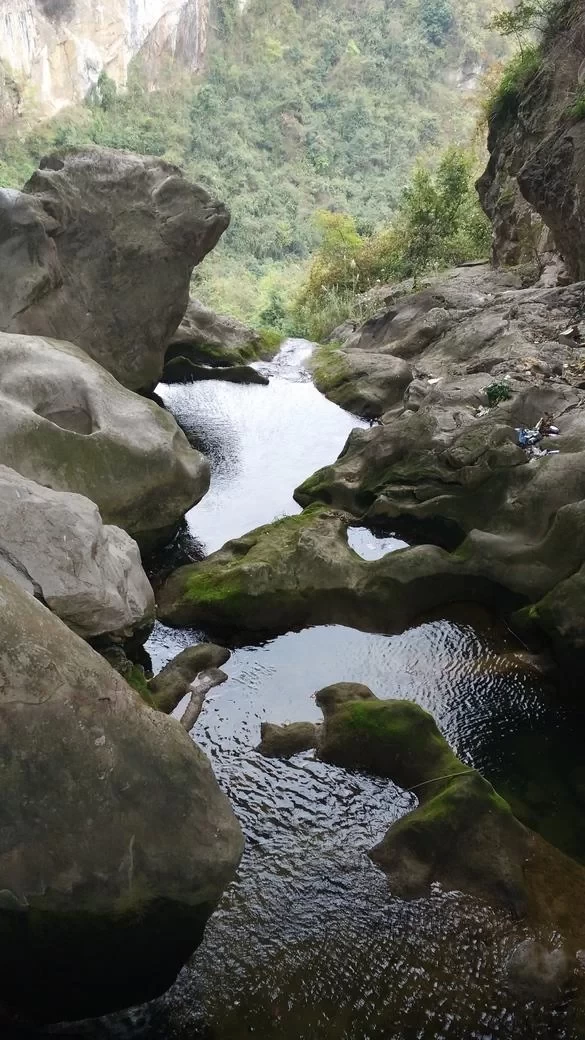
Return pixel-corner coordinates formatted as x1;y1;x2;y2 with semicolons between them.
0;0;506;324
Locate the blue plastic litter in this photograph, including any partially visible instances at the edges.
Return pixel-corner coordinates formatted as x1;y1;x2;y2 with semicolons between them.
516;427;542;448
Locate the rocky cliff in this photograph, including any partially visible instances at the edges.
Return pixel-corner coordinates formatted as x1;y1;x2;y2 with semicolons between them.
0;0;209;116
477;0;585;274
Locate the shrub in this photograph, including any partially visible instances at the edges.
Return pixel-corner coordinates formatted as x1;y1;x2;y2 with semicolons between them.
292;146;491;340
484;46;541;126
486;381;513;407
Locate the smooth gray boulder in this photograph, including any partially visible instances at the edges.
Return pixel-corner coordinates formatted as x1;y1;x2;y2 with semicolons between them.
312;347;412;418
0;148;229;391
0;465;154;640
166;297;263;367
0;574;244;1024
0;331;210;551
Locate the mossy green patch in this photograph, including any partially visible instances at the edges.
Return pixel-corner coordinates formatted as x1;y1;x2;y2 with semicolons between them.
125;664;155;707
256;327;283;358
185;568;245;607
294;467;336;506
310;342;350;394
484;45;541;127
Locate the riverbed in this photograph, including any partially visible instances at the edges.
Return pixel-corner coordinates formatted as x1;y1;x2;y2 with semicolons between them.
138;341;585;1039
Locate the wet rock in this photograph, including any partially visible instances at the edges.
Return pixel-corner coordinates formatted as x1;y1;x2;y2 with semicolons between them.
264;684;585;934
162;356;269;386
0;149;229;391
0;574;243;1024
156;506;508;638
0;465;154;641
257;721;320;758
150;643;231;714
166;297;263;368
0;331;209;551
504;940;572;1002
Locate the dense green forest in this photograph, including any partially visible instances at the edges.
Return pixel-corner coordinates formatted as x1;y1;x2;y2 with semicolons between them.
0;0;507;333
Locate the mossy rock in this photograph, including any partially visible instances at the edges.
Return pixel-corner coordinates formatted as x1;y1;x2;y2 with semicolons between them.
262;683;585;934
318;693;463;789
257;721;320;758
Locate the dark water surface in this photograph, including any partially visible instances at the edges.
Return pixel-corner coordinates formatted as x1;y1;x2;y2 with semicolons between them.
41;341;584;1039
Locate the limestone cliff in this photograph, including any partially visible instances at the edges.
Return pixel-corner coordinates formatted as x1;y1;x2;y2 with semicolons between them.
0;0;209;116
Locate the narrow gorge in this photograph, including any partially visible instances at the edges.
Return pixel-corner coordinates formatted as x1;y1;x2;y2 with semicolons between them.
1;0;585;1038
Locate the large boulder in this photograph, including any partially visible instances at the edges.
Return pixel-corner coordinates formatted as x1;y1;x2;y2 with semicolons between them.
311;345;412;419
0;465;154;641
156;506;507;638
0;331;210;551
0;148;229;390
0;574;243;1024
166;297;263;368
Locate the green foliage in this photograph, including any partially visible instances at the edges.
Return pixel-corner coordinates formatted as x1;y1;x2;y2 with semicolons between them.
486;380;513;406
88;70;118;111
420;0;455;45
0;0;506;323
567;88;585;120
489;1;557;40
483;44;541;125
294;147;491;340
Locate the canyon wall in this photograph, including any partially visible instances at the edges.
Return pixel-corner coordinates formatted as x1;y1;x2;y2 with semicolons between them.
0;0;209;116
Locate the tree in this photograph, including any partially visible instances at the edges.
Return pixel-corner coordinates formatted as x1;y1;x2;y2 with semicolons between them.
489;1;559;46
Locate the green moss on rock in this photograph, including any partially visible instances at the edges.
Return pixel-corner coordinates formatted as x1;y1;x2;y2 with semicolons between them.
310;342;350;394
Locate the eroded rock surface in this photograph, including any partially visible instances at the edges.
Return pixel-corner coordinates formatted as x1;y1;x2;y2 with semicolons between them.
162;356;269;386
156;506;507;637
0;574;243;1024
0;148;229;390
150;643;230;714
295;266;585;671
0;465;154;640
0;331;209;550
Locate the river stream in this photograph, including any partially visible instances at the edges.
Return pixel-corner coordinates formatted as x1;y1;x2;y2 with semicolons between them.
130;340;585;1040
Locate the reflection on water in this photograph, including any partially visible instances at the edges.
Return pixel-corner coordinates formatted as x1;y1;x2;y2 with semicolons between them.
157;340;368;554
144;339;585;1039
347;526;408;560
146;616;585;1039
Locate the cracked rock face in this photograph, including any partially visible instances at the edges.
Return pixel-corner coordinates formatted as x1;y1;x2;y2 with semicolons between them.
0;330;210;551
0;573;244;1024
0;148;229;390
477;0;585;278
0;465;154;641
